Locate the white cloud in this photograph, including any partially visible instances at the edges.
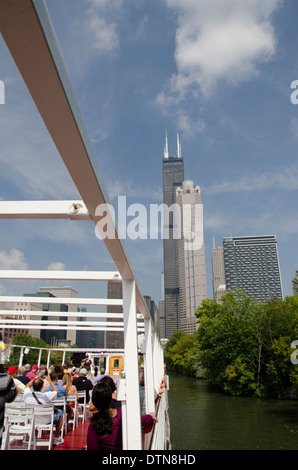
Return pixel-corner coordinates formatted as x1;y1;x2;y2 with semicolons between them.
207;162;298;195
106;179;162;202
84;0;123;56
88;0;123;8
176;111;206;137
87;15;119;54
0;248;28;270
162;0;282;98
206;209;298;243
47;262;66;271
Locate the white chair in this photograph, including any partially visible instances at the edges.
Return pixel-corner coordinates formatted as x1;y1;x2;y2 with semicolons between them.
52;396;67;437
77;391;87;424
66;393;78;429
14;393;25;402
32;404;55;450
2;404;36;450
5;400;27;408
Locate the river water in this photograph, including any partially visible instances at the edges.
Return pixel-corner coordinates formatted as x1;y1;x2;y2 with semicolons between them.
168;374;298;450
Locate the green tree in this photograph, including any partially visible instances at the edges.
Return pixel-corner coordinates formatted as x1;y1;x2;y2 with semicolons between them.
165;293;298;398
8;335;77;367
196;291;259;393
167;334;198;376
164;329;188;372
260;296;298;396
223;357;257;396
195;292;298;397
8;333;49;365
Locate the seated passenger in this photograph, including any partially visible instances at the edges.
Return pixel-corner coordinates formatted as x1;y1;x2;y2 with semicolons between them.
23;369;64;446
89;375;121;412
72;368;93;404
87;382;157;450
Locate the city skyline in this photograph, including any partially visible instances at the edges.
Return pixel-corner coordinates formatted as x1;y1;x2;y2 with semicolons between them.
176;180;207;334
0;1;297;314
162;137;184;337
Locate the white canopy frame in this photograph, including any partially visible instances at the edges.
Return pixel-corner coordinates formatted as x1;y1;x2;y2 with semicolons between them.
0;0;168;450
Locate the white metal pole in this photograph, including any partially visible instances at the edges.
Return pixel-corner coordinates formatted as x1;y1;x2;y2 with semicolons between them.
47;350;51;369
18;347;24;369
38;349;42;368
144;318;155;413
152;333;159;394
122;279;142;450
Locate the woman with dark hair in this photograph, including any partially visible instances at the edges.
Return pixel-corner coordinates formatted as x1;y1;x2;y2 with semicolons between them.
89;375;121;413
100;375;121;408
87;382;156;450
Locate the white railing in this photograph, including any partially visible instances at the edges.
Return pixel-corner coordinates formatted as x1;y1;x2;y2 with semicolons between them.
0;268;168;449
141;376;171;451
0;0;169;450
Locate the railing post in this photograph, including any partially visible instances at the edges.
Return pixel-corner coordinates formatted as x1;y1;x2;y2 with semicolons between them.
18;347;24;369
38;348;42;368
116;377;127;449
122;279;142;450
47;350;51;369
144;318;155;413
157;340;164;384
152;333;160;394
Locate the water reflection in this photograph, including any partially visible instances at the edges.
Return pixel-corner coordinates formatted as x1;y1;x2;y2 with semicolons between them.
168;374;298;450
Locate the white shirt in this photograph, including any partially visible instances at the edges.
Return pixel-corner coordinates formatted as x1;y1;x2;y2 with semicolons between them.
23;388;57;424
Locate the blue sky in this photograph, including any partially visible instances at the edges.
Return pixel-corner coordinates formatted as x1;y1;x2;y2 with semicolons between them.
0;0;297;307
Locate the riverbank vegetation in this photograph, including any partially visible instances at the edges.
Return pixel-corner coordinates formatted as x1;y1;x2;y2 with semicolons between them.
164;291;298;398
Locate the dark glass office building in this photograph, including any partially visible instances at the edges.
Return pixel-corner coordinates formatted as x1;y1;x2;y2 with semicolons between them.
162;136;184;337
23;291;68;345
223;235;283;302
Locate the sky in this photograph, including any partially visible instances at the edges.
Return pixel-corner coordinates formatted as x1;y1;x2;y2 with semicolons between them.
0;0;297;309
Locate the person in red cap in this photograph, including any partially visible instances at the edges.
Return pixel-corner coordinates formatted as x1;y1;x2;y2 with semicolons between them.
7;366;25;395
25;364;40;381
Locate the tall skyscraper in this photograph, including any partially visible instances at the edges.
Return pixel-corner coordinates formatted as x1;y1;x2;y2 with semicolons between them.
223;235;283;302
212;241;226;303
162;133;184;338
176;180;207;334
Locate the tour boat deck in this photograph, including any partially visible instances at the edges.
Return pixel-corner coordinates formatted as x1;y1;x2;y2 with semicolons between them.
6;406;158;451
54;419;89;451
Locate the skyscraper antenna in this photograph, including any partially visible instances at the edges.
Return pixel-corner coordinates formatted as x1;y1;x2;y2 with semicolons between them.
164;130;169;158
177;133;182;158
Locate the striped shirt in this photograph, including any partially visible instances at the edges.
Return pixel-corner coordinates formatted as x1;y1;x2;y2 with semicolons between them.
0;373;17;442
